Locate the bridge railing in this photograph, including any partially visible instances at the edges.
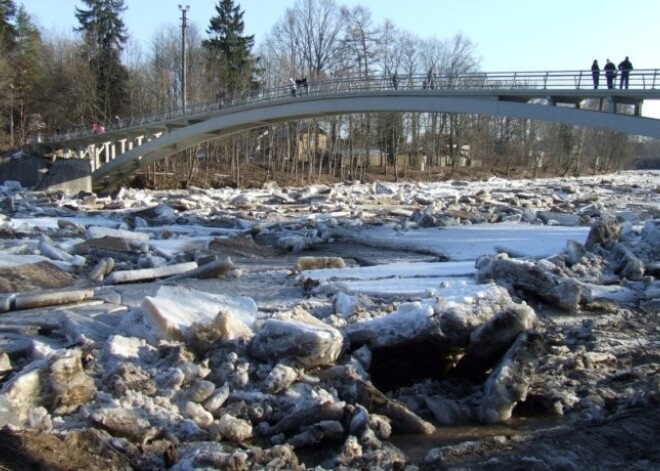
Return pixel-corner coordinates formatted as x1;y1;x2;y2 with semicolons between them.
37;69;660;144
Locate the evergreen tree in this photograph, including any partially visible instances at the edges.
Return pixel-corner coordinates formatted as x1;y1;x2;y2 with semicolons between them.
0;0;16;49
203;0;258;95
12;5;45;143
75;0;129;122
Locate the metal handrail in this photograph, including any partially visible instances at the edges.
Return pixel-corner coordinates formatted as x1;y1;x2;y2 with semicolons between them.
35;68;660;144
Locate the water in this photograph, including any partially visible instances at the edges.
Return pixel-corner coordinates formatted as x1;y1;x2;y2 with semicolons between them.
392;416;564;462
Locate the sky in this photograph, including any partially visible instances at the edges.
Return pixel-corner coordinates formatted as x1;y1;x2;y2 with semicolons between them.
18;0;660;71
17;0;660;116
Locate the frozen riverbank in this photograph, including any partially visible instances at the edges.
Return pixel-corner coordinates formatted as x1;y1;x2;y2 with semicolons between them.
0;171;659;469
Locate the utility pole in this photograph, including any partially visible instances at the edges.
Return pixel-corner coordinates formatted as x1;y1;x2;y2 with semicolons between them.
179;5;190;111
9;83;14;148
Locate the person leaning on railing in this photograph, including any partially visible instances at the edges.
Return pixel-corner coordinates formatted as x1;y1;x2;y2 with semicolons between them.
604;59;617;89
618;56;633;89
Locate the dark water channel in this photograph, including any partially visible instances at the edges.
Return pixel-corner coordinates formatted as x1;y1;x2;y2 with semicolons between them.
391;415;564;462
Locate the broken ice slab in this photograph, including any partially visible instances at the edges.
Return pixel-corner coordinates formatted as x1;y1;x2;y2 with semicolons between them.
13;288;95;311
85;226;150;243
139;285;258;342
103;262;198;284
332;224;590;261
297;261;476;283
0;254;53;269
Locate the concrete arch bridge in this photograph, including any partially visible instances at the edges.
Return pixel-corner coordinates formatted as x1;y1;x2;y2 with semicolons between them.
31;69;660;193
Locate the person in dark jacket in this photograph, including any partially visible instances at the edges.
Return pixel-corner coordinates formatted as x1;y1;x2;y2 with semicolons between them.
604;59;616;89
618;56;633;89
591;60;600;89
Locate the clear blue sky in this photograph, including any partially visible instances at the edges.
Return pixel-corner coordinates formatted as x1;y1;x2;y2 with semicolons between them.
18;0;660;117
19;0;660;71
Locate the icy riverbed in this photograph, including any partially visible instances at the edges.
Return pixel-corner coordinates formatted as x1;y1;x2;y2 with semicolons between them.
0;171;658;470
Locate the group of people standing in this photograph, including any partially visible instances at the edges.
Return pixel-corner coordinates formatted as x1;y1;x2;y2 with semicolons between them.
591;57;633;90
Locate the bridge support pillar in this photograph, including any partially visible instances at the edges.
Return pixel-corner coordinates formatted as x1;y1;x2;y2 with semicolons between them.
93;145;101;171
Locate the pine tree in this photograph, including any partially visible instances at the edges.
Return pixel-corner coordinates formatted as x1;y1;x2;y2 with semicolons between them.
203;0;258;95
0;0;16;49
75;0;129;122
12;5;45;143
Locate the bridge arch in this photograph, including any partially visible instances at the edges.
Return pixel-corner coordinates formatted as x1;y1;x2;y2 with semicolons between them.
91;91;660;191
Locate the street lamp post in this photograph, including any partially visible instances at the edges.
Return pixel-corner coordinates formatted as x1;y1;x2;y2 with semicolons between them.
9;83;14;148
179;5;190;112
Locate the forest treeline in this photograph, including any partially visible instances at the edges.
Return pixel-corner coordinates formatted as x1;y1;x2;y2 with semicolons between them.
1;0;657;189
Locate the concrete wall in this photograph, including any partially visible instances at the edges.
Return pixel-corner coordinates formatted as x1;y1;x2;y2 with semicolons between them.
0;154;47;188
36;158;92;193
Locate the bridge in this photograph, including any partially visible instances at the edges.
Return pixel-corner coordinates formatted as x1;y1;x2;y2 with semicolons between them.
30;69;660;193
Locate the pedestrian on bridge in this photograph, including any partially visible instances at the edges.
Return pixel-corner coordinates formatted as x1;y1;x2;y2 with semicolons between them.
289;78;297;97
591;60;600;89
604;59;616;89
425;66;435;89
618;56;633;89
392;73;398;90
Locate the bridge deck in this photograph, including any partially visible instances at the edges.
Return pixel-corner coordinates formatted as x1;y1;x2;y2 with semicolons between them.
26;68;660;193
37;68;660;146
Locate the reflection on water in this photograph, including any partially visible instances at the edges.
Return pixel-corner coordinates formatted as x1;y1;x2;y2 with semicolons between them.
392;416;564;461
